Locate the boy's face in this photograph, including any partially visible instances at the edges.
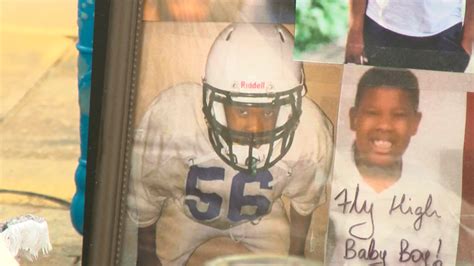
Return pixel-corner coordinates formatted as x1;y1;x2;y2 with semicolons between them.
350;86;422;168
224;104;280;144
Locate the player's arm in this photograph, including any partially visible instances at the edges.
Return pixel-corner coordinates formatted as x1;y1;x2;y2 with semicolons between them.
461;0;474;55
289;205;312;256
286;102;334;257
137;223;161;266
345;0;368;64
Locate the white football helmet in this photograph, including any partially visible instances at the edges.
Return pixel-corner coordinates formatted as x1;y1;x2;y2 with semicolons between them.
202;23;305;174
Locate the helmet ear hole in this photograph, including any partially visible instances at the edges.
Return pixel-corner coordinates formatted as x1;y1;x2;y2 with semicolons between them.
225;28;234;41
277;28;286;43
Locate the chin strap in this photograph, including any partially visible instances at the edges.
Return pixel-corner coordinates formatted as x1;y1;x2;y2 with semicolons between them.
248;157;258;176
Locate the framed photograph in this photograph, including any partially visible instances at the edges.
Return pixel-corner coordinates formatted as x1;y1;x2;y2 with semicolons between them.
82;1;474;265
326;65;474;265
294;0;474;73
83;1;342;265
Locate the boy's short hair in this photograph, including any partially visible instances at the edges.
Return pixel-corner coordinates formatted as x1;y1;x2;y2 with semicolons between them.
355;67;420;111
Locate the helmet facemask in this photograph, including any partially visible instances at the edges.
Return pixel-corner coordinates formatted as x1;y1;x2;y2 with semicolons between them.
203;82;304;175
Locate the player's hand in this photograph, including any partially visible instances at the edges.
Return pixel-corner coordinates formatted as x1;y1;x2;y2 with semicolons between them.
345;27;367;64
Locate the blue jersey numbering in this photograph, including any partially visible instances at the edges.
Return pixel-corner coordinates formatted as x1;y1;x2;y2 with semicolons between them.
185;165;273;222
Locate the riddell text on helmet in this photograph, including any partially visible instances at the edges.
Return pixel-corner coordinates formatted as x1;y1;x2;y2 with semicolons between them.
239;81;266;89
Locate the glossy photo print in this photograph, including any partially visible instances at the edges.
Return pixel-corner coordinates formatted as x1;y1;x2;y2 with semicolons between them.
294;0;474;73
326;65;474;265
116;2;343;265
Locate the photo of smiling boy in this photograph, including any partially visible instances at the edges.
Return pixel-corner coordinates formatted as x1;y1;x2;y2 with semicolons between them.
326;67;464;265
349;69;421;193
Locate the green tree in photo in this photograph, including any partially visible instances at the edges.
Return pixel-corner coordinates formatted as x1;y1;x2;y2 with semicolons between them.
295;0;348;55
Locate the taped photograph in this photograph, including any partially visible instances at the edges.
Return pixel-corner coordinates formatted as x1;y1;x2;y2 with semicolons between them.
326;65;474;265
294;0;474;73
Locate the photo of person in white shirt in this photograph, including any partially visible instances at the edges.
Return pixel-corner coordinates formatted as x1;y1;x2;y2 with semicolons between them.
326;66;467;265
345;0;473;72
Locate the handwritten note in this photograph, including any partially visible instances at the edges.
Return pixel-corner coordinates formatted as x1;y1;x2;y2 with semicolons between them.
332;184;447;265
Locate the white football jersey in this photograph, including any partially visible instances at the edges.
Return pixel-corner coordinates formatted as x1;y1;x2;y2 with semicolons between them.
128;83;333;230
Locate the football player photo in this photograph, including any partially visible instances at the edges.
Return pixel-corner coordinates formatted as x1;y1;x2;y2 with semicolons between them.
125;22;336;265
326;65;473;265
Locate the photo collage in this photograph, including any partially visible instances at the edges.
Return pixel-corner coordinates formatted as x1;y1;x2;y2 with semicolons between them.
117;0;474;265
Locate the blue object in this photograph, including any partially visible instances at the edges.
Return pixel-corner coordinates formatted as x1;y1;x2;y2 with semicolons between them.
71;0;94;234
